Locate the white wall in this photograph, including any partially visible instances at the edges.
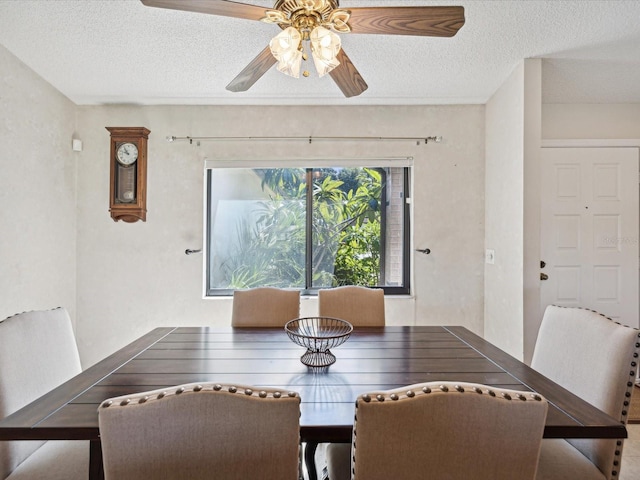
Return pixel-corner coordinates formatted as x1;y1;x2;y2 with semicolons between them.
2;43;486;369
0;45;77;326
484;59;542;362
542;104;640;139
522;60;542;364
73;105;485;367
484;62;525;359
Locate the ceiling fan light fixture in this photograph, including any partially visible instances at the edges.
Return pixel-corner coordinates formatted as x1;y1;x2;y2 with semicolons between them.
310;26;341;77
261;9;290;25
327;9;351;33
276;50;303;78
301;0;329;12
269;26;303;77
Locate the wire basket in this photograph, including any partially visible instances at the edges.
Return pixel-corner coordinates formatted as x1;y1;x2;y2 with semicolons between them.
285;317;353;367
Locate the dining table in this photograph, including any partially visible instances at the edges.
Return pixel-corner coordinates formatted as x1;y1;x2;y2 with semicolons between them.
0;325;627;480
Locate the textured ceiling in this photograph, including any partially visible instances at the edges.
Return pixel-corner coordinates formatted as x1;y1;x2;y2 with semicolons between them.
1;0;639;106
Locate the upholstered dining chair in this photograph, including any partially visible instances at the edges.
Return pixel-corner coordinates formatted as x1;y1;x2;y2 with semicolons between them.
326;381;548;480
231;287;300;327
532;305;640;480
0;308;88;480
98;382;301;480
315;286;385;478
318;285;385;327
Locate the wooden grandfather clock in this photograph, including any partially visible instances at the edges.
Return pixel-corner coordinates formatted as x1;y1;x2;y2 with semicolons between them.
106;127;150;223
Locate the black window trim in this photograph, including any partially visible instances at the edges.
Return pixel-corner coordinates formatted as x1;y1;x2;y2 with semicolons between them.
204;165;411;296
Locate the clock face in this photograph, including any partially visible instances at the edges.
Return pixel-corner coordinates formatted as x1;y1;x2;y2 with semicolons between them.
116;142;139;165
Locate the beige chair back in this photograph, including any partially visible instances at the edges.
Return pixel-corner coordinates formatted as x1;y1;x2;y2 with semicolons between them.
231;287;300;327
531;305;640;479
318;286;385;327
0;308;82;479
350;381;548;480
98;382;301;480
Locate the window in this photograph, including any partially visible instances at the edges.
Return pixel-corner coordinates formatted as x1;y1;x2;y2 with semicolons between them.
205;161;410;296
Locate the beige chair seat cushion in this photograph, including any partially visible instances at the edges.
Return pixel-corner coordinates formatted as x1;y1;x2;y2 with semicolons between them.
536;439;606;480
5;440;89;480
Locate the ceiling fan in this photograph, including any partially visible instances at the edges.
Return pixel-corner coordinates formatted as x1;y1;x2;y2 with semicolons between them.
140;1;465;97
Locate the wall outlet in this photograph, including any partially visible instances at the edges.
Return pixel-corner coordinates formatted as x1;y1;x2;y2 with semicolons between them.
485;249;495;264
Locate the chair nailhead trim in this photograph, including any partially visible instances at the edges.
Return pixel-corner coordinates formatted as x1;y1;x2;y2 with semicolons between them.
98;383;301;408
357;384;546;403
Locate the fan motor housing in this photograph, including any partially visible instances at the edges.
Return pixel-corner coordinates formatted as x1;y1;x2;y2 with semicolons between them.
274;0;338;23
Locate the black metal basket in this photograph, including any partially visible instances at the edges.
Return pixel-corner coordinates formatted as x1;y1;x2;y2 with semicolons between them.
285;317;353;367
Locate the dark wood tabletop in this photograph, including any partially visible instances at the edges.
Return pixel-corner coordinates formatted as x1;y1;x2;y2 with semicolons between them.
0;325;627;480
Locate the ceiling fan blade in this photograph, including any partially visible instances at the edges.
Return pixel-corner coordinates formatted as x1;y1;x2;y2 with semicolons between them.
226;46;277;92
347;6;465;37
329;48;368;98
140;0;267;22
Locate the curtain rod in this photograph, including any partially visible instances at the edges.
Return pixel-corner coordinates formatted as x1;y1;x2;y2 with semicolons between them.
165;135;442;145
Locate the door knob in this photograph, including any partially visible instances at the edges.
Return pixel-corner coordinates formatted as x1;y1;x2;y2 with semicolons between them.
540;260;546;268
540;273;549;281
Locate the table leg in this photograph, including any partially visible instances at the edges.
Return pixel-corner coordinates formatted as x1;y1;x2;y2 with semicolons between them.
305;442;319;480
89;440;104;480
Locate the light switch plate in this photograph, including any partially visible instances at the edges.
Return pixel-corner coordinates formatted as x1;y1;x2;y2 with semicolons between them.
485;249;495;264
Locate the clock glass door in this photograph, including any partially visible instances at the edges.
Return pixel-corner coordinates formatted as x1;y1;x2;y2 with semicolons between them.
116;164;136;203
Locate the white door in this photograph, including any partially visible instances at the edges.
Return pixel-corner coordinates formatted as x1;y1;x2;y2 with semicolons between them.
540;147;639;328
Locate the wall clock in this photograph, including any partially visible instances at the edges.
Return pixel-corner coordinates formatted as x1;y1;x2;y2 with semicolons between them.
106;127;150;223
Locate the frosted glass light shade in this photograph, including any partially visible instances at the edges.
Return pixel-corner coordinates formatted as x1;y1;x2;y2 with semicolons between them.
269;27;303;78
310;26;341;77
